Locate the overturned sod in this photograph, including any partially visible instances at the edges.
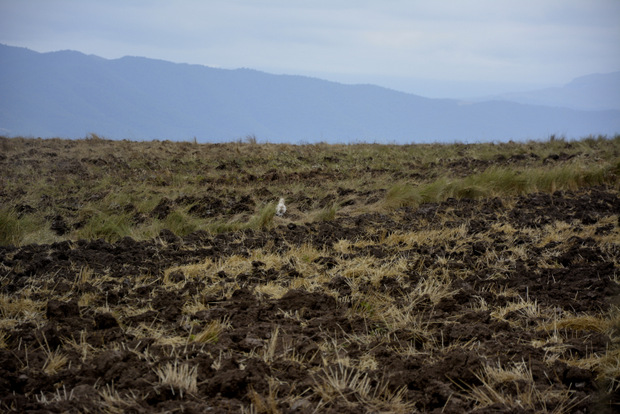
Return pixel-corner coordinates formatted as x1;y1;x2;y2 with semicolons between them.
0;135;619;412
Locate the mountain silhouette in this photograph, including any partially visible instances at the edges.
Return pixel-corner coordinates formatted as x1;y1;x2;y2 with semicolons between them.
1;44;618;143
482;72;620;111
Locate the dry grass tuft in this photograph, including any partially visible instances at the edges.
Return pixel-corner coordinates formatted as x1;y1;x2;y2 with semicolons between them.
154;360;198;397
314;363;413;412
461;361;582;413
192;318;230;344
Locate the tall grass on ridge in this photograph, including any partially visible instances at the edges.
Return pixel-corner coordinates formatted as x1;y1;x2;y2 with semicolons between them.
247;202;277;230
0;208;21;246
386;161;618;208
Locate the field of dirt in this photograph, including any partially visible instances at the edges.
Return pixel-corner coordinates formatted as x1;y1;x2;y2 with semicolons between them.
0;137;619;413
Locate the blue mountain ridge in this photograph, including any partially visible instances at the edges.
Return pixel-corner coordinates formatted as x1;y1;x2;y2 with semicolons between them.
481;72;620;111
1;44;618;143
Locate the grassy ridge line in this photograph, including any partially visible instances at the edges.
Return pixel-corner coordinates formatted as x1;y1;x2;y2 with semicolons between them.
386;161;619;208
2;161;615;246
0;201;279;247
1;135;619;246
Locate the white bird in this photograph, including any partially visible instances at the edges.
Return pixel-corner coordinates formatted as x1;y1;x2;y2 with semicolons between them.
276;197;286;216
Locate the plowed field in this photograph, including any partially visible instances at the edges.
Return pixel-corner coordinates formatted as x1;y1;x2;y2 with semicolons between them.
1;136;618;413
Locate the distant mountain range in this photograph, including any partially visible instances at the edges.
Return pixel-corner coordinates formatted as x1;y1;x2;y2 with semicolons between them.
478;72;620;111
1;44;618;143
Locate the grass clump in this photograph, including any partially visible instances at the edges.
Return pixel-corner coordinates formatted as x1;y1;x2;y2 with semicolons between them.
0;208;22;246
460;361;581;413
192;319;230;344
0;208;47;246
387;161;618;208
248;202;277;230
206;220;244;234
315;203;338;221
77;212;132;242
162;210;199;236
385;182;421;208
155;361;198;398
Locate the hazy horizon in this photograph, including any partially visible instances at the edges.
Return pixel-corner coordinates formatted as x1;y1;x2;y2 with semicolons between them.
1;1;619;98
2;43;619;143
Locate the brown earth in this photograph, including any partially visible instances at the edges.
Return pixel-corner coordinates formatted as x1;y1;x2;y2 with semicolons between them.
1;185;619;413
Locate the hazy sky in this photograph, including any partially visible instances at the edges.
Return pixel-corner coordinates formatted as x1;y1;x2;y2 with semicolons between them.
1;0;619;97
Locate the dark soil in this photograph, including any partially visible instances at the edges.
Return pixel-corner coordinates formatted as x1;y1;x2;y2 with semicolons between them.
1;185;619;413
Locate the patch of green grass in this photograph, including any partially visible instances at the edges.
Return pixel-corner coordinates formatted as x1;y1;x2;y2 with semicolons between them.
77;212;133;242
203;202;278;235
385;183;421;208
315;203;338;222
163;210;199;237
206;220;243;235
247;203;277;230
386;161;618;208
526;161;618;192
0;208;50;246
0;208;21;246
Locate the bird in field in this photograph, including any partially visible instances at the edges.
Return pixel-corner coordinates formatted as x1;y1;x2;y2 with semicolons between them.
276;198;286;216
